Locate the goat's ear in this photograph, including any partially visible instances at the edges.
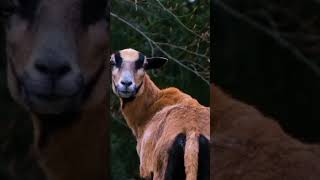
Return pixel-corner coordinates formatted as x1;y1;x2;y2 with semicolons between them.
144;57;168;70
110;53;115;61
109;53;116;67
109;53;114;63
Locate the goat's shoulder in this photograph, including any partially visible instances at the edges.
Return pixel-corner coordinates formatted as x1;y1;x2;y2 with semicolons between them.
159;87;184;99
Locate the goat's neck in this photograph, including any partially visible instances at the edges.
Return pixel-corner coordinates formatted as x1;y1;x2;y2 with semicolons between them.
212;85;237;128
121;75;162;139
31;100;108;180
213;84;258;132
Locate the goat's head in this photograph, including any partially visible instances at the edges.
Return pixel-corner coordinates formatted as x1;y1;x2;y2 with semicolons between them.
110;48;167;99
3;0;109;115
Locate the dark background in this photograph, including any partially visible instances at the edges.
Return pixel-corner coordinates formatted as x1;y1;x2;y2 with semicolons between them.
213;0;320;143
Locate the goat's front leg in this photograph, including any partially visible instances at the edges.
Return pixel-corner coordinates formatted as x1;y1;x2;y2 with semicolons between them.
138;136;156;179
142;172;154;180
140;160;153;179
138;146;154;179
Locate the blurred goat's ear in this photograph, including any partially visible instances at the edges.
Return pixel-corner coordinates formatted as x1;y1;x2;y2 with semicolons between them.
144;57;168;70
110;53;115;61
109;53;116;68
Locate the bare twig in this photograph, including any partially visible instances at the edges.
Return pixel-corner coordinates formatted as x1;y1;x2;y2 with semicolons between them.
214;0;320;77
156;42;210;61
111;12;210;86
154;0;209;43
148;40;155;57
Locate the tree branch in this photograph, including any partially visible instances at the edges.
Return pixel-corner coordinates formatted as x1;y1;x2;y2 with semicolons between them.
156;42;210;61
214;0;320;77
154;0;209;43
111;12;210;86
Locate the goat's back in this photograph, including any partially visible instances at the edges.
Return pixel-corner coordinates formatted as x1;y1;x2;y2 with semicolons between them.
139;103;210;179
211;85;320;180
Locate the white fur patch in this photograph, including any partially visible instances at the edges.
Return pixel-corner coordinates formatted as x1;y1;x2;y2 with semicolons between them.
119;48;140;62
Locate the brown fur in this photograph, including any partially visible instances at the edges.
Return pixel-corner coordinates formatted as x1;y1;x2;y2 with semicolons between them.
32;101;108;180
120;74;210;180
211;84;320;180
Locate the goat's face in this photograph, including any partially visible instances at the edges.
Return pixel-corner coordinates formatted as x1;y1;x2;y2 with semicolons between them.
4;0;109;114
111;48;167;99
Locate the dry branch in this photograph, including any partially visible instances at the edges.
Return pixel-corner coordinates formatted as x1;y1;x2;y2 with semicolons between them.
214;0;320;77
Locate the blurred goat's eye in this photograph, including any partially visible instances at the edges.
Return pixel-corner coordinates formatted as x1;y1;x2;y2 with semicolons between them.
82;0;107;25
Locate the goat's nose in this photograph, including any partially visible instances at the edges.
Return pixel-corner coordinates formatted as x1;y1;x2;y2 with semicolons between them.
34;58;72;78
121;80;133;87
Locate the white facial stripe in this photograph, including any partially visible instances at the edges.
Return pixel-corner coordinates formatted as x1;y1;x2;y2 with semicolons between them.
119;48;140;62
123;59;137;63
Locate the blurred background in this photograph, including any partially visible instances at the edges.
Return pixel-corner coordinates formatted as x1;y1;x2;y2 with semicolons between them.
110;0;210;179
0;14;45;180
213;0;320;143
0;5;46;180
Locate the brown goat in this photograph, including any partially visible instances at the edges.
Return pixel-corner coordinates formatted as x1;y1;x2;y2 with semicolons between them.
111;48;210;180
3;0;109;179
211;84;320;180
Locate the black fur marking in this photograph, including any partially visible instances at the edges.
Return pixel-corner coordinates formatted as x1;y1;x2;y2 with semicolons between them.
144;173;153;180
36;112;79;148
121;96;135;106
82;0;108;26
135;53;145;70
114;52;122;68
135;81;143;95
198;135;210;180
164;133;186;180
144;57;167;70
